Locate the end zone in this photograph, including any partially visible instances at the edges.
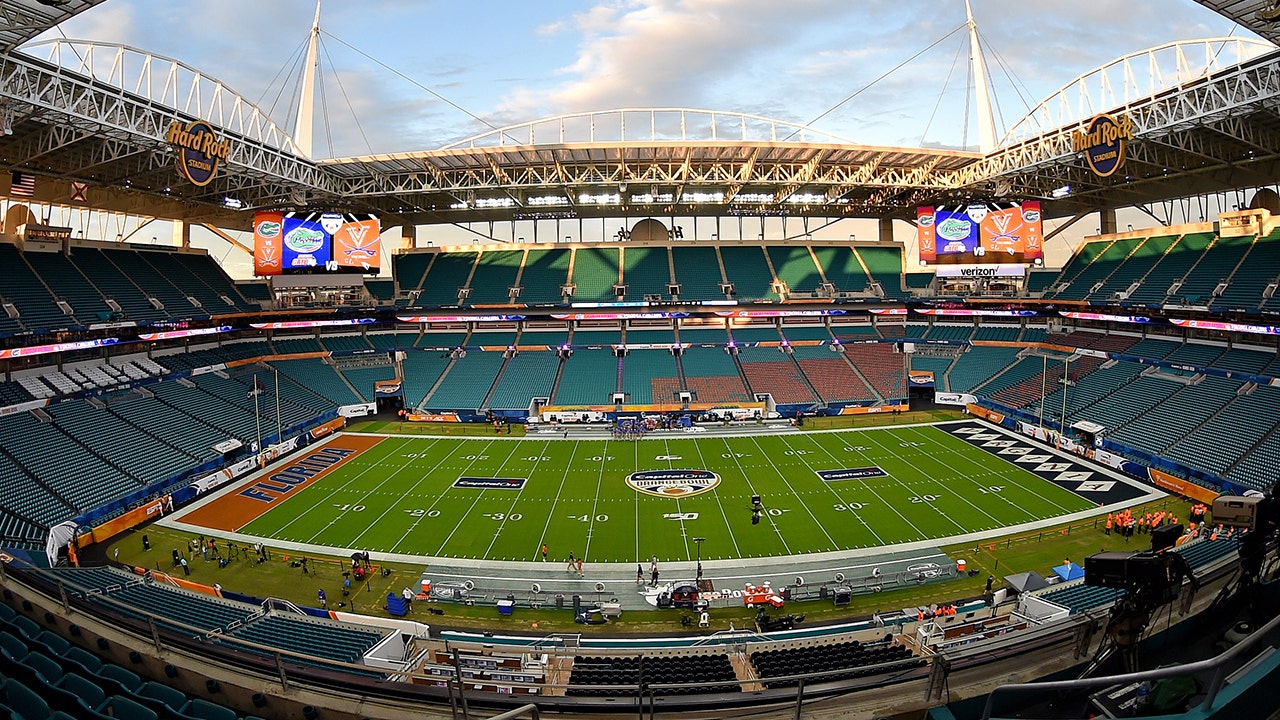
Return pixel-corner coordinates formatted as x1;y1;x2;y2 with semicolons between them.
168;434;384;533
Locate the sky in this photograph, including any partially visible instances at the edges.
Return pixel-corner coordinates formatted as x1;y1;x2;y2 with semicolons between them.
40;0;1253;156
31;0;1263;276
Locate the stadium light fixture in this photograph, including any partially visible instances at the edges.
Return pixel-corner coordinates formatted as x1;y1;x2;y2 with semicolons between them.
1050;185;1071;198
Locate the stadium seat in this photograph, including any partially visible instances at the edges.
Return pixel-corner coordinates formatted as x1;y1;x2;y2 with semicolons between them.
0;678;52;720
56;673;106;714
93;664;144;695
181;697;239;720
102;695;159;720
138;681;189;714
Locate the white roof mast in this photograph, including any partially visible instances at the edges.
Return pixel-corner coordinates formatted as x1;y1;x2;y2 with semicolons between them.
966;0;997;153
294;0;322;159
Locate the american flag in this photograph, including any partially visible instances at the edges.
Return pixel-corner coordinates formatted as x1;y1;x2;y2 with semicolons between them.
10;171;34;198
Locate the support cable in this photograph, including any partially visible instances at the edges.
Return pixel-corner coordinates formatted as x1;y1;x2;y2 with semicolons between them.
786;23;965;142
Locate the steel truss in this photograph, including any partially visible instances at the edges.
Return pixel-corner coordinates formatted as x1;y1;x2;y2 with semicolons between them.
0;41;338;213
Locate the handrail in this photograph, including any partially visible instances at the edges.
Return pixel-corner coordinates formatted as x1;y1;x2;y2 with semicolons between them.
979;610;1280;720
484;704;541;720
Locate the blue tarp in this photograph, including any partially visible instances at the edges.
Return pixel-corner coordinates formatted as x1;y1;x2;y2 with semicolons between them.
1054;562;1084;582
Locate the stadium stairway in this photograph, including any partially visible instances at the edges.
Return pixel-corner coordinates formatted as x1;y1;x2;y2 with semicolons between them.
1047;237;1117;299
1175;235;1251;305
1210;230;1280;311
736;347;818;405
1125;231;1215;305
811;246;870;295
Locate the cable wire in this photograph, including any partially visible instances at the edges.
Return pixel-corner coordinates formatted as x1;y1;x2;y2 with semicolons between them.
919;34;968;147
322;30;522;145
785;22;966;142
318;35;374;156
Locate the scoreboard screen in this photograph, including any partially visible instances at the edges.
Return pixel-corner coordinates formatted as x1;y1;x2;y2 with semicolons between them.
917;201;1042;266
253;211;380;276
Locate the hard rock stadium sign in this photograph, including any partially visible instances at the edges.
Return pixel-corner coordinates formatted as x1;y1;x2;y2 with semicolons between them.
1072;113;1135;178
166;120;232;187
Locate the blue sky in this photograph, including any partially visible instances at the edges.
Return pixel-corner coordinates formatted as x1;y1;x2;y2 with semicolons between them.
31;1;1263;277
40;0;1254;158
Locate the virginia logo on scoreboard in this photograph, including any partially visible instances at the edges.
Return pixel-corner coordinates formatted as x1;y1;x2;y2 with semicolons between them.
1072;114;1135;178
626;469;720;497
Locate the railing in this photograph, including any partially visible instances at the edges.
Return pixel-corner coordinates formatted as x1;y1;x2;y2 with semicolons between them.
979;611;1280;719
1000;38;1276;146
440;108;860;149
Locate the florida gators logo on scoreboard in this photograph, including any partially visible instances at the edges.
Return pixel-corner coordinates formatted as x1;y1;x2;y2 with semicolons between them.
917;206;936;265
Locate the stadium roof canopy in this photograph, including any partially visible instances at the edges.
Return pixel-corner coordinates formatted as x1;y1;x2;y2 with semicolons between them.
1194;0;1280;44
0;11;1278;231
0;0;104;53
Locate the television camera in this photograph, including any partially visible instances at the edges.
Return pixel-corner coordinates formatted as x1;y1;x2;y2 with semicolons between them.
1081;526;1197;675
1207;482;1280;620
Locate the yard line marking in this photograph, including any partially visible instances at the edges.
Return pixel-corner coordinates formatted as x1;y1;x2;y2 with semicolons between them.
855;430;969;533
534;440;580;558
795;433;929;541
879;426;1015;526
429;439;518;555
902;425;1051;518
304;437;443;543
691;438;742;558
745;436;839;549
719;437;791;555
633;439;640;560
370;437;496;552
661;438;693;561
582;439;612;561
770;434;885;546
484;440;552;559
924;425;1080;514
260;437;404;537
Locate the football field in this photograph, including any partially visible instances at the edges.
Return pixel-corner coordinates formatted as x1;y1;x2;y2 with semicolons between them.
185;422;1122;564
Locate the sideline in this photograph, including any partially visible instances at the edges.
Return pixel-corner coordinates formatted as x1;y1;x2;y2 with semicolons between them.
159;419;1162;573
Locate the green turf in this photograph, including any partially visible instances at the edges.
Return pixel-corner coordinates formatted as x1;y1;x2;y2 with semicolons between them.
237;424;1097;563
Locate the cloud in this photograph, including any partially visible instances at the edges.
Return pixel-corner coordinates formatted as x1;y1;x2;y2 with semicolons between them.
496;0;866;119
35;0;1252;154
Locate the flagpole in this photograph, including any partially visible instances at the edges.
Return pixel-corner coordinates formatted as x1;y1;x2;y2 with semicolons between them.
253;373;263;467
1061;356;1070;440
275;366;282;446
1038;354;1047;430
